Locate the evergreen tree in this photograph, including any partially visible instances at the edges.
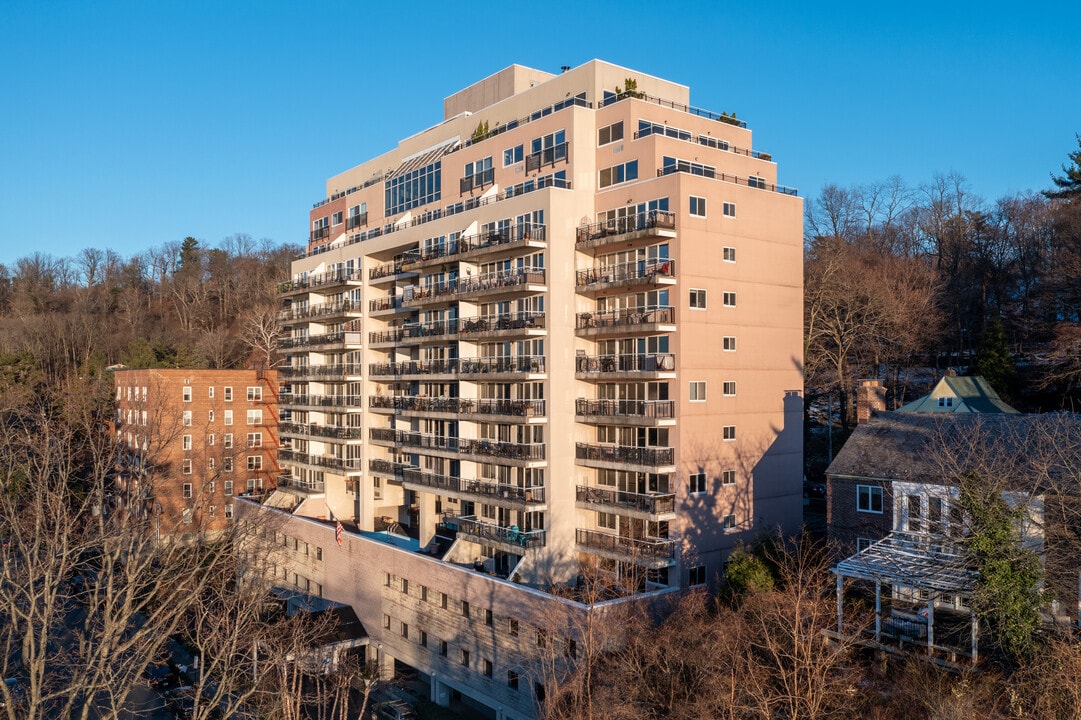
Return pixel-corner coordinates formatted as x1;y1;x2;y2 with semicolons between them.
972;316;1017;400
1045;134;1081;199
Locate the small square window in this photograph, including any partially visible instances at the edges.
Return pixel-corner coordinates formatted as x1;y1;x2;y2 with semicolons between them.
723;381;736;396
721;470;736;486
723;514;737;530
689;565;707;586
246;409;262;425
689;288;707;310
723;246;736;261
723;203;736;218
689;472;706;494
938;396;954;407
247;432;262;448
597;511;617;530
722;425;736;441
690;196;707;217
723;292;736;307
857;537;873;552
689;381;706;402
723;336;737;351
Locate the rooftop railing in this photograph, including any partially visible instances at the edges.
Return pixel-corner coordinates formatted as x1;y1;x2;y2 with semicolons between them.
658;163;797;196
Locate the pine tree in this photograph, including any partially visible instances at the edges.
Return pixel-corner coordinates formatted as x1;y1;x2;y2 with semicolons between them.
972;316;1017;400
1045;134;1081;199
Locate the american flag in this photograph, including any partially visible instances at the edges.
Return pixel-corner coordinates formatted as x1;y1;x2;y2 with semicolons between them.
335;520;343;548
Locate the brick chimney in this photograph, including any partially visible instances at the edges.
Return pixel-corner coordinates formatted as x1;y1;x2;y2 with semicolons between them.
856;379;887;423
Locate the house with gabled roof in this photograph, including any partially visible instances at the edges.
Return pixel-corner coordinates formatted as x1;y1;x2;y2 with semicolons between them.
895;372;1017;414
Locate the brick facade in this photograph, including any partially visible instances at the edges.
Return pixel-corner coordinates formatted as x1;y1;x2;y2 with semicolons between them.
827;476;893;556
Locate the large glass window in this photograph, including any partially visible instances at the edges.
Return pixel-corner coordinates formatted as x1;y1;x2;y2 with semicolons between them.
385;160;442;215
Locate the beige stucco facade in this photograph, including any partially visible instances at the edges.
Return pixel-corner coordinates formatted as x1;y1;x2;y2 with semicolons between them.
258;59;802;719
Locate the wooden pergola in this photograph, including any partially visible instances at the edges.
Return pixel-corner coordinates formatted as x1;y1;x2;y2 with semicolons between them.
833;531;981;662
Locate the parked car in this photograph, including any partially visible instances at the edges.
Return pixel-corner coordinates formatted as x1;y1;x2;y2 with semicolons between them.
371;700;417;720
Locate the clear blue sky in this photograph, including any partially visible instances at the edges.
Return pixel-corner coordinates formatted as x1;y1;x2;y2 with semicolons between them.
1;0;1077;268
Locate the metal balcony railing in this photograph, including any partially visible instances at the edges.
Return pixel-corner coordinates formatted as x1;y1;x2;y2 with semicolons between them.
575;442;674;467
369;355;545;377
575;211;676;244
369;429;545;460
439;514;546;548
368;296;402;313
402;468;545;503
576;259;674;288
576;306;674;330
277;298;362;322
278;422;363;440
401;224;545;266
276;475;326;493
278;331;361;349
278;267;362;294
278;394;363;409
368;318;458;344
278;450;362;472
575;398;674;419
575;528;676;560
575;353;675;374
346;212;368;230
278;363;363;380
459;312;545;334
368;396;544;417
575;485;675;515
368;459;407;479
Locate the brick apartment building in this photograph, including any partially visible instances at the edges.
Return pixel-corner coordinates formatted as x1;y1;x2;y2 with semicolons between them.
114;367;278;540
240;60;803;719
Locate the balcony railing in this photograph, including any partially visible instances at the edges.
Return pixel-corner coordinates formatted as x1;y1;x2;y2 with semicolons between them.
278;422;363;440
369;259;414;281
524;142;568;173
278;450;362;472
460;167;495;194
459;312;545;334
278;331;361;349
369;319;458;345
368;458;407;479
576;259;675;288
575;528;676;560
277;298;362;322
575;353;675;374
440;514;546;549
369;396;544;417
401;224;545;267
278;363;363;380
278;267;362;294
369;429;545;460
346;212;368;230
368;296;402;313
575;398;674;419
276;475;326;494
575;485;675;515
278;394;363;409
658;163;797;196
402;468;545;503
369;355;545;377
575;211;676;245
310;226;330;243
576;306;675;330
575;442;674;467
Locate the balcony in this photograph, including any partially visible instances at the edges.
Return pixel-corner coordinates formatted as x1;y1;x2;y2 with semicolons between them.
575;307;675;337
368;458;407;481
278;363;363;381
459;312;545;338
276;474;326;496
401;224;546;270
310;226;330;243
278;331;362;350
346;212;368;230
575;528;676;567
575;399;675;426
277;393;363;410
369;355;545;379
575;353;675;379
524;141;568;173
575;485;676;518
278;267;363;296
368;319;458;346
576;259;675;294
277;298;362;323
368;296;405;315
278;422;363;441
368;429;545;462
439;514;546;549
402;468;545;505
403;268;546;307
368;396;544;420
459;167;495;195
369;259;418;283
575;211;676;251
575;442;675;471
278;449;362;474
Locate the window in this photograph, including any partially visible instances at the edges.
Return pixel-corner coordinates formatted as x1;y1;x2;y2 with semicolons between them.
420;585;428;602
224;480;233;496
401;578;409;594
182;435;192;451
723;336;737;351
383;614;391;629
723;381;737;397
749;175;766;189
208;433;215;446
722;425;736;441
420;631;428;647
460;649;470;667
689;565;706;586
387;159;441;214
224;504;233;519
503;144;524;166
247;432;263;448
208;505;216;517
690;196;706;216
722;470;736;486
182;509;192;525
689;381;706;402
599;160;638;188
723;514;737;530
508;671;520;690
247;386;262;401
723;246;736;262
723;202;737;218
401;622;409;639
483;659;493;677
182;386;192;402
856;537;874;552
316;547;323;561
485;608;493;627
689;472;706;494
224;387;233;402
439;640;448;657
564;638;577;658
597;511;617;530
461;601;470;618
224;433;233;448
938;396;954;407
857;485;884;514
182;411;192;427
689;288;707;309
907;495;923;533
182;460;192;475
224;410;233;426
509;618;519;636
207;458;215;471
535;682;546;702
183;483;193;499
222;457;233;472
723;292;736;307
598;120;623;145
535;629;547;647
331;211;343;226
441;593;448;609
247;456;262;471
246;409;262;425
208;386;214;399
208;409;214;422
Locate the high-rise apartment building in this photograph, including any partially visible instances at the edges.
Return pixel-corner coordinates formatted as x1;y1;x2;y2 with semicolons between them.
113;368;279;539
247;60;802;719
